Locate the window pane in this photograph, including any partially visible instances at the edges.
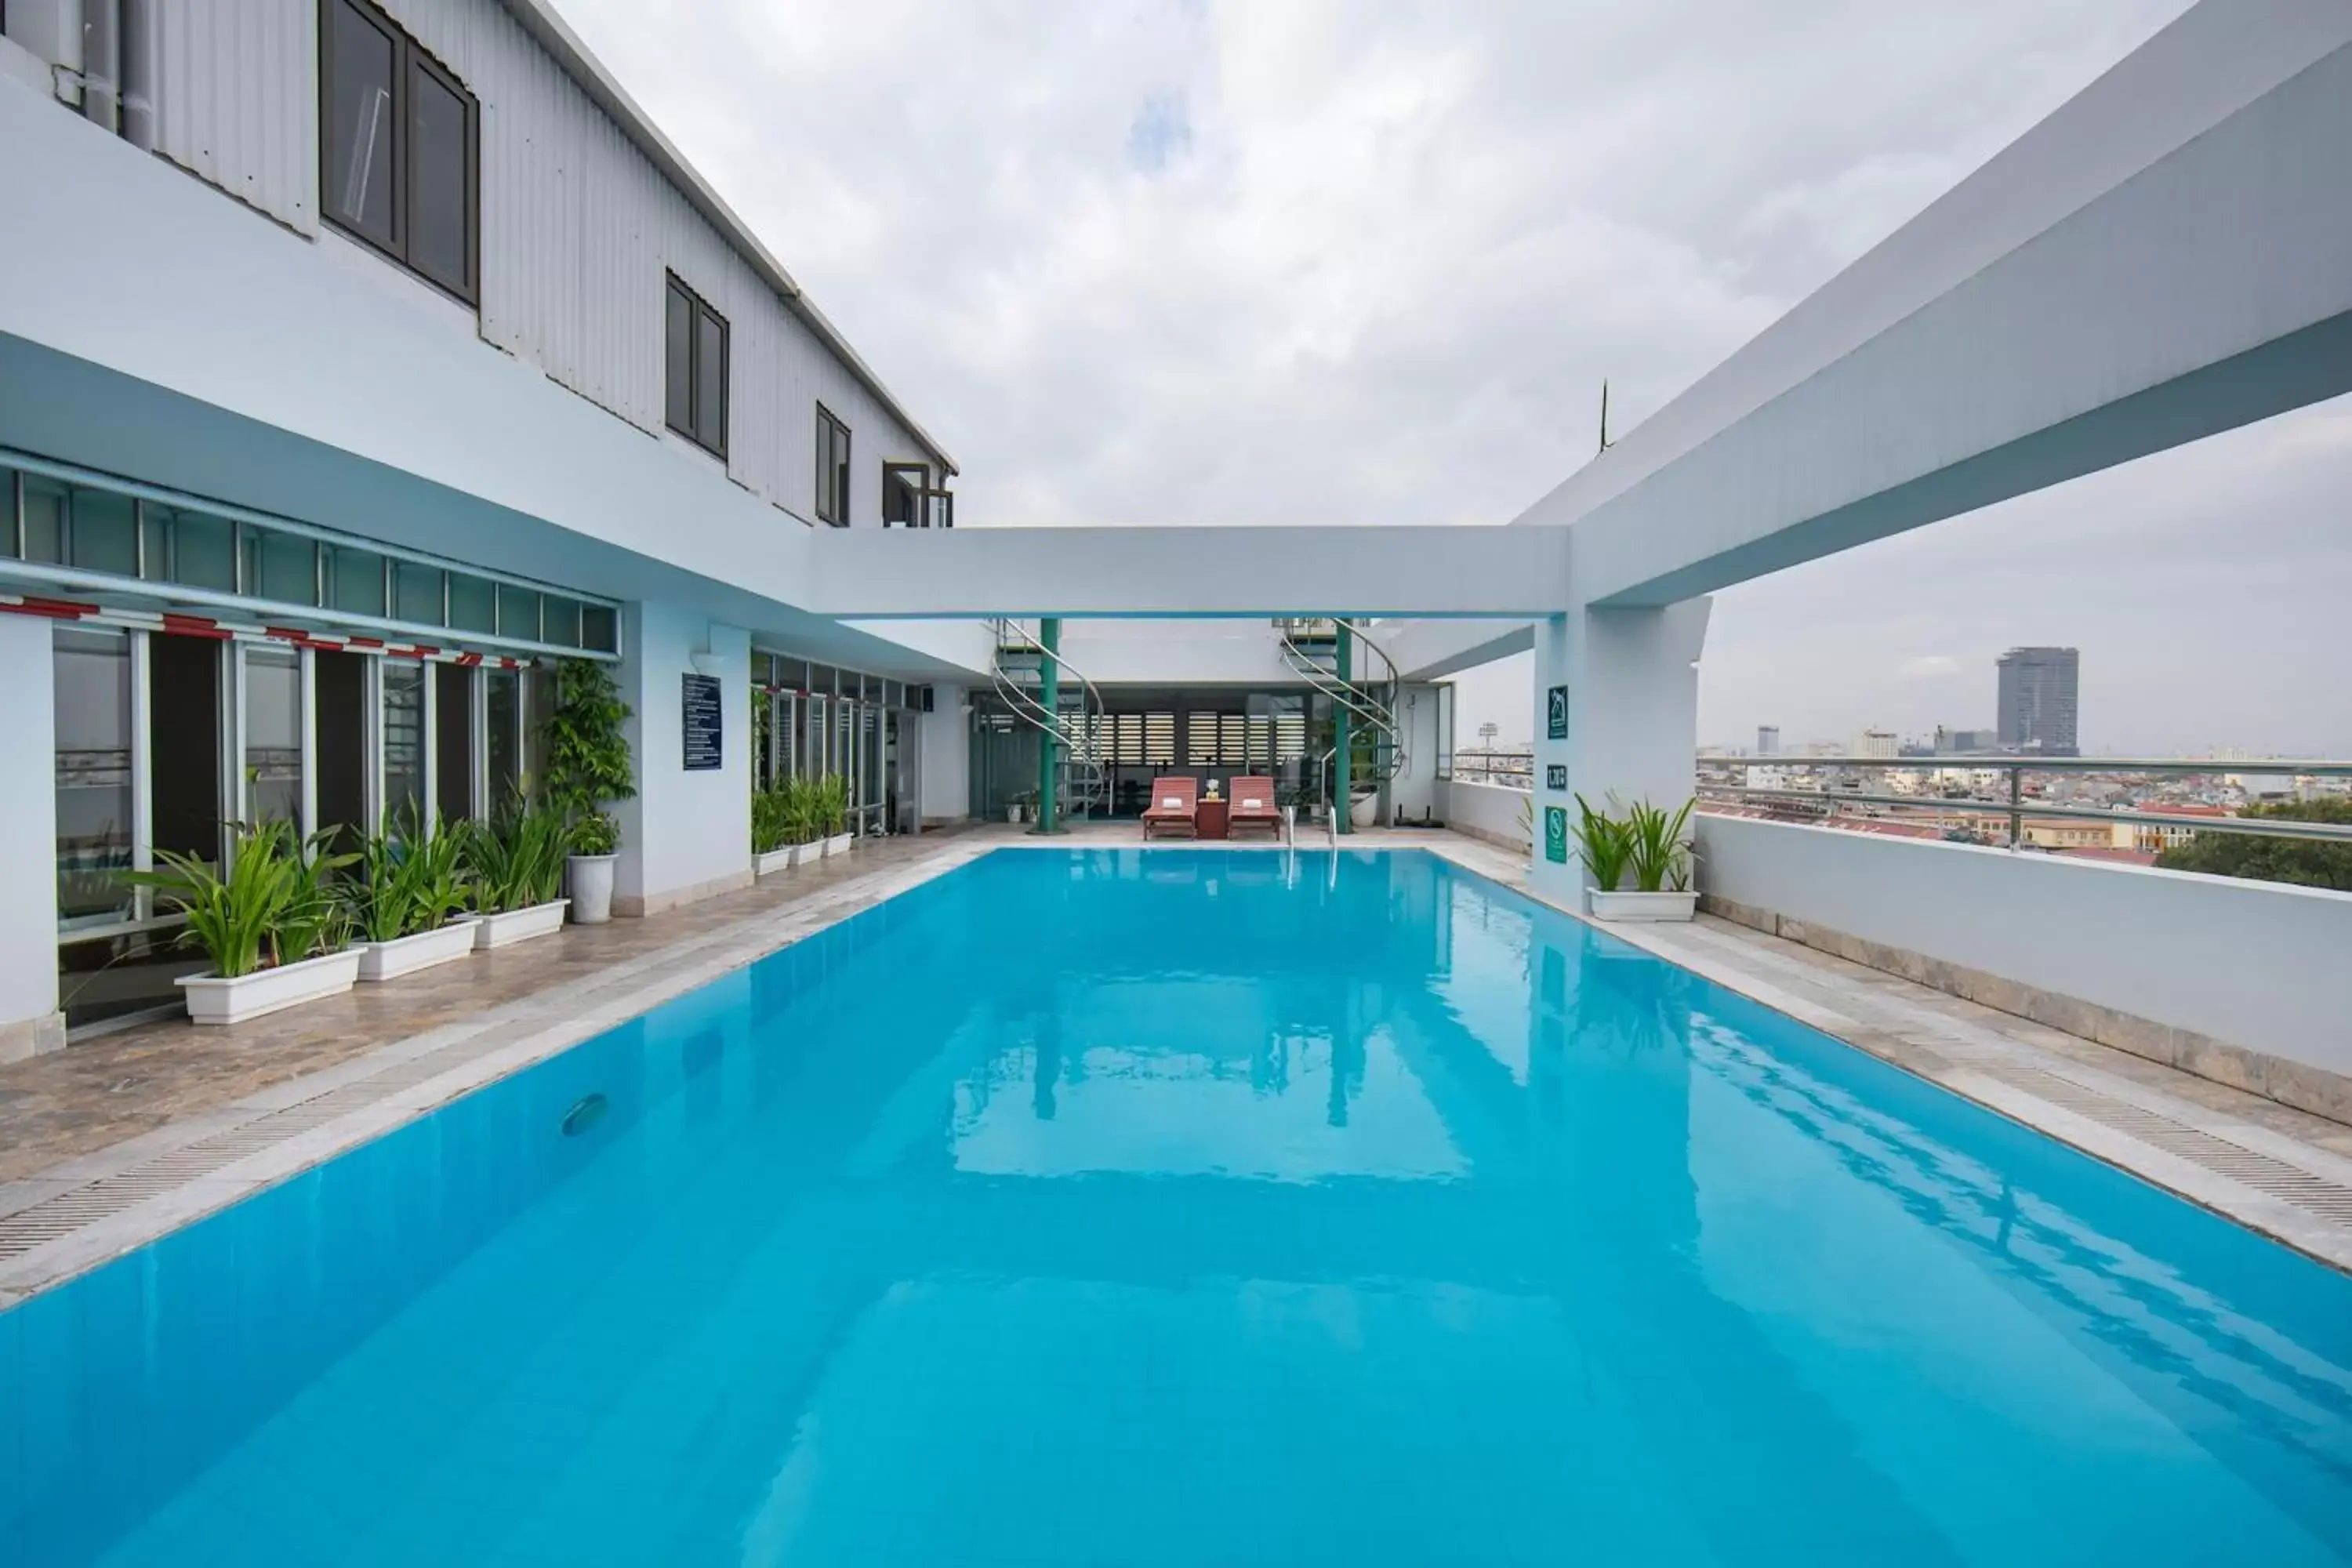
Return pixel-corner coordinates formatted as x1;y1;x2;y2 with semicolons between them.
382;659;425;823
695;307;726;451
69;488;138;577
246;530;319;605
325;0;397;245
245;645;303;828
581;603;617;653
394;560;444;625
448;573;496;633
140;503;172;579
172;512;238;592
539;596;582;649
54;628;134;927
409;63;470;290
497;584;541;642
522;666;554;796
666;282;695;436
485;667;519;808
21;477;64;564
327;544;387;616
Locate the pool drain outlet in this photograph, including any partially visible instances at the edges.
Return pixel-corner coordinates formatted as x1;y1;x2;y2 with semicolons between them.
561;1093;609;1137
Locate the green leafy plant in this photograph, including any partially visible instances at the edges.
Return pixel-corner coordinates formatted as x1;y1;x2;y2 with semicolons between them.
459;803;574;913
1621;797;1697;892
1570;794;1632;892
752;789;792;855
812;773;849;837
281;831;358;962
542;657;635;851
571;810;620;857
129;820;353;977
345;807;473;942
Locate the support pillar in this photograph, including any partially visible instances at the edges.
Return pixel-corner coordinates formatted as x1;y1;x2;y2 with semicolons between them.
1529;598;1711;908
1334;621;1354;836
0;613;60;1062
1032;617;1060;836
612;601;752;918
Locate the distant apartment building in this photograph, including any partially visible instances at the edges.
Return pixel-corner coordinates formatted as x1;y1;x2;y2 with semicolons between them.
2113;803;2234;852
1755;725;1780;756
1854;729;1899;760
1933;725;2001;754
1996;647;2079;755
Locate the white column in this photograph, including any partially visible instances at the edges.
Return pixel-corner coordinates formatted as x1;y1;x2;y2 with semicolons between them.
1528;597;1711;907
612;601;752;918
0;614;61;1059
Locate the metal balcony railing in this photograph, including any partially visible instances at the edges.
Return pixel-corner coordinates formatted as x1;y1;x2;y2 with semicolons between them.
1698;755;2352;849
1437;750;2352;851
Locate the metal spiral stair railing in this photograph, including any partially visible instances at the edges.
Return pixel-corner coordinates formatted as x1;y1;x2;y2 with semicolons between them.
990;618;1111;819
1276;618;1406;820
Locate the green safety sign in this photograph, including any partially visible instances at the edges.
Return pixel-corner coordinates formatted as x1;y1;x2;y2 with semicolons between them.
1544;805;1569;864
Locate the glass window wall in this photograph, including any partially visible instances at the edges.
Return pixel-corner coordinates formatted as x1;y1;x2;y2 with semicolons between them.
382;659;425;824
54;629;135;930
245;646;305;827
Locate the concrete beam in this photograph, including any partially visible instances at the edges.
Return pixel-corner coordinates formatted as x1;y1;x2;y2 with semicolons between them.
804;525;1571;619
1522;1;2352;607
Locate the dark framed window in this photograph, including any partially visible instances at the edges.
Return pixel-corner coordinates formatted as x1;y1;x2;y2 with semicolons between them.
881;462;929;528
815;405;852;525
318;0;478;305
666;274;729;458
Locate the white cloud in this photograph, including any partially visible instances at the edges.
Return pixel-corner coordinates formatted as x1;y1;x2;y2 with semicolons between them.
548;0;2347;754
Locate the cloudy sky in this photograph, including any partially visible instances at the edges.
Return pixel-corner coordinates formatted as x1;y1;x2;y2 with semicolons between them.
561;0;2348;757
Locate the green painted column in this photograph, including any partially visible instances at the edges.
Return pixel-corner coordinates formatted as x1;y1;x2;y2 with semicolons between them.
1033;617;1061;835
1334;621;1353;836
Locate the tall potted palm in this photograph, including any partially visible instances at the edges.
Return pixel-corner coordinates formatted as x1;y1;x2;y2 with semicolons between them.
542;657;635;924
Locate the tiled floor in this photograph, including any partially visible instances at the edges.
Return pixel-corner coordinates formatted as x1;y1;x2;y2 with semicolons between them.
2;824;2348;1302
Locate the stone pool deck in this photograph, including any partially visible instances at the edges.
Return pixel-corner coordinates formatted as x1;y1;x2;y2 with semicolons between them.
2;826;2347;1305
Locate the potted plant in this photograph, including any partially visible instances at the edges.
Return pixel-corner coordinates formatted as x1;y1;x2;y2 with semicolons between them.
1579;794;1699;921
543;657;634;924
753;786;796;877
348;808;481;980
133;820;363;1025
815;774;853;856
568;810;621;924
460;803;572;948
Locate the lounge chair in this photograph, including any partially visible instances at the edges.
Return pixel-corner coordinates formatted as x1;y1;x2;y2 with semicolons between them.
1227;776;1281;838
1142;776;1199;840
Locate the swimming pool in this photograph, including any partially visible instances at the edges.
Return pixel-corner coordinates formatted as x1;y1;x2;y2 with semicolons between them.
5;847;2349;1564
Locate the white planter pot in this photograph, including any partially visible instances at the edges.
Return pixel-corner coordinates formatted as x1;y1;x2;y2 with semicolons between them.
754;846;796;877
357;919;484;982
1349;793;1380;829
788;842;818;868
473;900;569;950
822;833;854;858
1587;889;1699;923
177;947;362;1025
568;853;618;924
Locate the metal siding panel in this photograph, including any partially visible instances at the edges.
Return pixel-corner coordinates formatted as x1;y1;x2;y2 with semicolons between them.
154;0;317;235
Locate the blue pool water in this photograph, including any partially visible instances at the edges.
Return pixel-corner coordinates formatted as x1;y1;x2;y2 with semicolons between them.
5;848;2350;1565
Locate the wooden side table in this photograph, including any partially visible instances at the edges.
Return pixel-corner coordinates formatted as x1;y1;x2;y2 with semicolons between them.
1196;798;1230;840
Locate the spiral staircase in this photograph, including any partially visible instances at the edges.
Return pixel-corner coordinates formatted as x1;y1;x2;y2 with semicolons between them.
1276;618;1406;825
989;618;1110;822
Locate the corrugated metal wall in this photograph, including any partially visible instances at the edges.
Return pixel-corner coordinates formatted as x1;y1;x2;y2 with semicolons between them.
145;0;937;526
154;0;320;234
